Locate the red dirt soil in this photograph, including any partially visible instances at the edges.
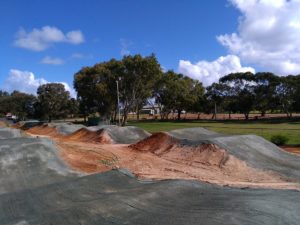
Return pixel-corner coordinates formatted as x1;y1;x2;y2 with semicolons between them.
27;124;61;138
27;125;113;144
62;128;113;144
24;125;300;190
56;135;300;190
281;146;300;155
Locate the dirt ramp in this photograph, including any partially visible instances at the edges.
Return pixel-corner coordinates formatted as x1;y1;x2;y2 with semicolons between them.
131;132;229;167
0;137;79;195
211;135;300;180
131;132;178;153
63;128;113;144
14;120;43;130
103;126;151;144
51;122;86;135
168;127;223;140
1;170;300;225
0;127;22;139
26;124;61;137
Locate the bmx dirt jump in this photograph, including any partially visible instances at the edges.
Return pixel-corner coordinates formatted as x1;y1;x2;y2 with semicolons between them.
0;122;300;225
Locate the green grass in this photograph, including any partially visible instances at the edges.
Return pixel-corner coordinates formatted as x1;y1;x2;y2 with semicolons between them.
128;120;300;146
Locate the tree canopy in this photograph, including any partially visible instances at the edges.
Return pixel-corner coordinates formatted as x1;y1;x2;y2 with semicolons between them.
37;83;71;122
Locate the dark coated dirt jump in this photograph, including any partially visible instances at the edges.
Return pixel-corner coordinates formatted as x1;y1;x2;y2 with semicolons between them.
1;124;300;224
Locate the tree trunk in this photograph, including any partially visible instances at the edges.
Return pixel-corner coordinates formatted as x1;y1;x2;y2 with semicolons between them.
177;110;181;120
229;112;231;119
261;111;265;117
244;113;249;120
285;110;290;118
48;116;52;123
121;114;127;126
122;108;128;126
197;113;200;120
211;113;216;120
214;102;217;120
136;108;140;121
113;110;117;123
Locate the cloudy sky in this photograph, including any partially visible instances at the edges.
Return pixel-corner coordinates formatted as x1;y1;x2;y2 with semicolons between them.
1;0;300;96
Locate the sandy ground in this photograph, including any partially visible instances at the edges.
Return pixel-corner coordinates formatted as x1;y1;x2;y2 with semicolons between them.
23;125;300;190
281;146;300;155
56;140;300;190
0;121;7;127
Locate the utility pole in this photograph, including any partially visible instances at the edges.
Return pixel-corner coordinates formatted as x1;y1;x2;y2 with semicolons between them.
116;79;121;126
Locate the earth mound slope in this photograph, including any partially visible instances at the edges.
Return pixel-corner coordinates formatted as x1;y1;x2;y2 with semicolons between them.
0;170;300;225
97;125;151;144
1;126;300;224
0;136;79;195
0;127;22;139
26;123;150;144
63;128;113;144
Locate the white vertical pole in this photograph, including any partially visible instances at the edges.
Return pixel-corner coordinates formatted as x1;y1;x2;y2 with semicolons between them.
116;80;120;126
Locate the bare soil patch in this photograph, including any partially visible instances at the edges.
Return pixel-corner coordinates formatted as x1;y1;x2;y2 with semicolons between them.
25;125;300;190
281;146;300;155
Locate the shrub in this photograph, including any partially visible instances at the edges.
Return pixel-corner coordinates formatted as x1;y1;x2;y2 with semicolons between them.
270;134;289;146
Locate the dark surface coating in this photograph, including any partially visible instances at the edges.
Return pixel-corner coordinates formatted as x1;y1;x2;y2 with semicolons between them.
0;126;300;225
168;128;300;180
0;170;300;225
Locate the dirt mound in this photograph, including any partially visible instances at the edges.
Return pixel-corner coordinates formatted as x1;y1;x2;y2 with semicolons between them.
0;121;7;127
131;132;178;153
0;127;23;139
15;120;43;130
52;123;86;135
63;128;113;144
169;127;222;140
281;146;300;155
27;124;61;137
103;126;151;144
131;132;229;167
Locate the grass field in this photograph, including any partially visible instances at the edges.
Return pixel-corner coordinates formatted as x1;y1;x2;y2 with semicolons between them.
128;120;300;146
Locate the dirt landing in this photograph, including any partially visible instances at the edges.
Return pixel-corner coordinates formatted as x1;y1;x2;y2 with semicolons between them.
27;124;61;137
281;146;300;155
62;128;113;144
24;127;300;190
57;139;300;190
131;132;228;167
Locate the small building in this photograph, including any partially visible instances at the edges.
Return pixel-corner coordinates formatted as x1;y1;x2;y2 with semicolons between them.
140;104;160;115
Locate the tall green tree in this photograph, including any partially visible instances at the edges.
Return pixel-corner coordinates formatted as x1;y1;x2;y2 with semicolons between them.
9;91;37;120
120;54;162;125
155;71;205;120
37;83;71;122
220;72;255;120
253;72;278;116
0;90;37;120
274;75;299;118
205;83;232;119
74;60;121;121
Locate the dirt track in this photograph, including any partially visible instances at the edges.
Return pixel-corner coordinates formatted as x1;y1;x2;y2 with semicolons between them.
1;123;300;224
25;124;300;190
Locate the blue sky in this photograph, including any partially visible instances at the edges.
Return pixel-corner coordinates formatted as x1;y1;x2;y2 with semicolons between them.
1;0;300;96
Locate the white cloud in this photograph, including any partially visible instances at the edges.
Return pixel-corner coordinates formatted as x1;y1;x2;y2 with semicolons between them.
2;69;76;97
14;26;84;51
40;56;65;65
71;53;85;59
218;0;300;75
70;53;93;59
178;55;255;86
120;38;132;56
